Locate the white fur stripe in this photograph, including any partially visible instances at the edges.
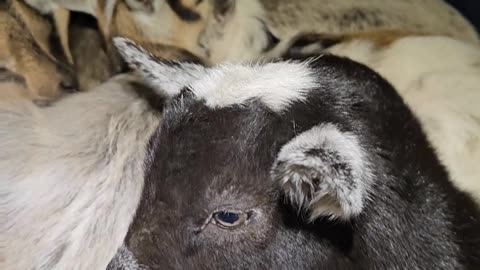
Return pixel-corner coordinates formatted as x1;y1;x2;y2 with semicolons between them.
190;60;318;112
115;37;319;112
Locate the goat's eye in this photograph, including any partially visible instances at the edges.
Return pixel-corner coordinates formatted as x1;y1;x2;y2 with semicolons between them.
213;211;249;229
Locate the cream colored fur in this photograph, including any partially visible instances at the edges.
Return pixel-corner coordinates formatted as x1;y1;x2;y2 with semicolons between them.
22;0;479;64
196;0;269;63
325;36;480;202
0;75;161;270
260;0;478;43
191;0;479;62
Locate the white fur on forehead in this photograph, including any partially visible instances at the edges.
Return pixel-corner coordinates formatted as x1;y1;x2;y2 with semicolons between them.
190;60;318;112
114;37;319;112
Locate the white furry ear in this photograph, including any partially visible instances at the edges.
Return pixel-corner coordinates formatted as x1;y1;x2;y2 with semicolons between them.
271;123;373;221
113;37;208;97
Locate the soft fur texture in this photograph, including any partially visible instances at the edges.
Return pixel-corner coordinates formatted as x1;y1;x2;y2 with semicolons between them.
22;0;479;64
115;37;318;112
2;38;480;269
20;0;206;91
109;41;480;269
0;75;161;270
0;0;77;102
281;33;480;202
272;123;373;220
107;246;146;270
68;12;115;91
180;0;479;62
259;0;478;42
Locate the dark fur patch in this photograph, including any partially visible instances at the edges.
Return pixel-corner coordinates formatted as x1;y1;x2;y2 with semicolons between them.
212;0;234;21
166;0;201;22
285;33;343;57
114;55;480;270
125;0;155;13
0;68;26;84
129;81;166;112
261;21;280;52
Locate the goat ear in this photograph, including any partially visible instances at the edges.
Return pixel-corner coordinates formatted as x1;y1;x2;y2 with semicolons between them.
271;123;373;221
212;0;235;23
113;37;208;97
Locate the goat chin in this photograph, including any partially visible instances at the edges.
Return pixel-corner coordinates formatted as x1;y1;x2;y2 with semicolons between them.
0;74;160;270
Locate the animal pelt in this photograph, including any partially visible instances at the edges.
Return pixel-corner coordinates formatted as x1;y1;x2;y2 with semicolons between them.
0;0;200;107
0;75;162;270
0;1;112;100
259;0;479;42
0;0;76;103
168;0;479;63
0;0;207;102
109;38;480;269
277;31;480;202
21;0;479;65
1;36;480;269
23;0;209;63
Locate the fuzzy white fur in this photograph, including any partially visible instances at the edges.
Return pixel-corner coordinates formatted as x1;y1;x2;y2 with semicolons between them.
115;37;318;112
189;60;317;112
326;36;480;202
0;75;160;270
114;37;208;97
272;124;373;220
